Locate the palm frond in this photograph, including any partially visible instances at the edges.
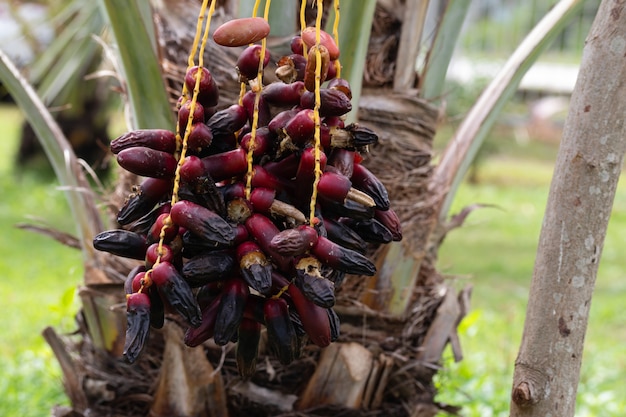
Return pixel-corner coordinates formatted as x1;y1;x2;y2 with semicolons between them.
330;0;377;123
0;49;102;259
97;0;173;130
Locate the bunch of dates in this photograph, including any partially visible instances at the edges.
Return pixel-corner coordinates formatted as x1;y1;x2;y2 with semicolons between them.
94;17;402;377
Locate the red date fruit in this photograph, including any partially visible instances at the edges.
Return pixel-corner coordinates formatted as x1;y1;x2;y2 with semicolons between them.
301;27;340;60
248;187;275;213
245;213;291;272
316;171;351;203
240;127;274;158
237;44;271;82
116;147;177;179
300;88;352;117
184;66;219;107
268;109;299;138
144;243;176;269
178;99;205;130
283;109;315;146
350;163;390;211
242;90;271;127
311;236;376;276
125;266;147;295
273;271;331;348
179;155;207;189
328;148;355;179
208;104;248;137
326;59;338;80
324;115;345;129
147;213;178;244
296;146;327;183
110;129;176;155
261;81;305;107
250;165;292;193
375;208;403;241
248;187;305;224
213;17;271;47
199;148;248;182
236;318;261;378
290;35;304;55
262;153;299;179
170;200;236;246
184;295;221;347
187;123;213;154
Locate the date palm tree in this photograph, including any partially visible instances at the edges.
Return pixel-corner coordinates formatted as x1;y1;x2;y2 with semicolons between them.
0;0;587;416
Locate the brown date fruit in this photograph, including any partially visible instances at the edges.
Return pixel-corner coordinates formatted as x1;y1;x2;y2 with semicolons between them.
213;17;270;47
264;297;299;365
213;278;249;345
123;292;151;363
151;261;202;327
304;45;330;92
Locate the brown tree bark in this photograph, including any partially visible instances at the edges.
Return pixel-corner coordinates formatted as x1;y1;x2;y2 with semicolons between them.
510;1;626;416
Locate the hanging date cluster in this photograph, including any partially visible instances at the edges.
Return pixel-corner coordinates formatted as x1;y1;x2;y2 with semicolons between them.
93;16;402;377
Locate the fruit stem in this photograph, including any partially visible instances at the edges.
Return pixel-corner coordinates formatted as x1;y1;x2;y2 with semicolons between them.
309;0;324;224
332;0;341;78
139;270;153;293
272;283;291;299
155;215;173;267
172;0;217;209
245;0;272;200
148;0;217;287
300;0;308;57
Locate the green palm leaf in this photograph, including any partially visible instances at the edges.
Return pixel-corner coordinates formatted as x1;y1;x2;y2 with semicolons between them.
0;49;102;260
97;0;173;130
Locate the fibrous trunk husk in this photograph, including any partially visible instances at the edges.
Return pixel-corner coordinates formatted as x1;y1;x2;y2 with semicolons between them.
48;2;468;417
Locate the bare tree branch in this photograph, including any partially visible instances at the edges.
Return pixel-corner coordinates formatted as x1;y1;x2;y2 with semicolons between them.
510;1;626;416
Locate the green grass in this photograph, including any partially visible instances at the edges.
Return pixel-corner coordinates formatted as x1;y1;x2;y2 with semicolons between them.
0;104;82;416
434;143;626;416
